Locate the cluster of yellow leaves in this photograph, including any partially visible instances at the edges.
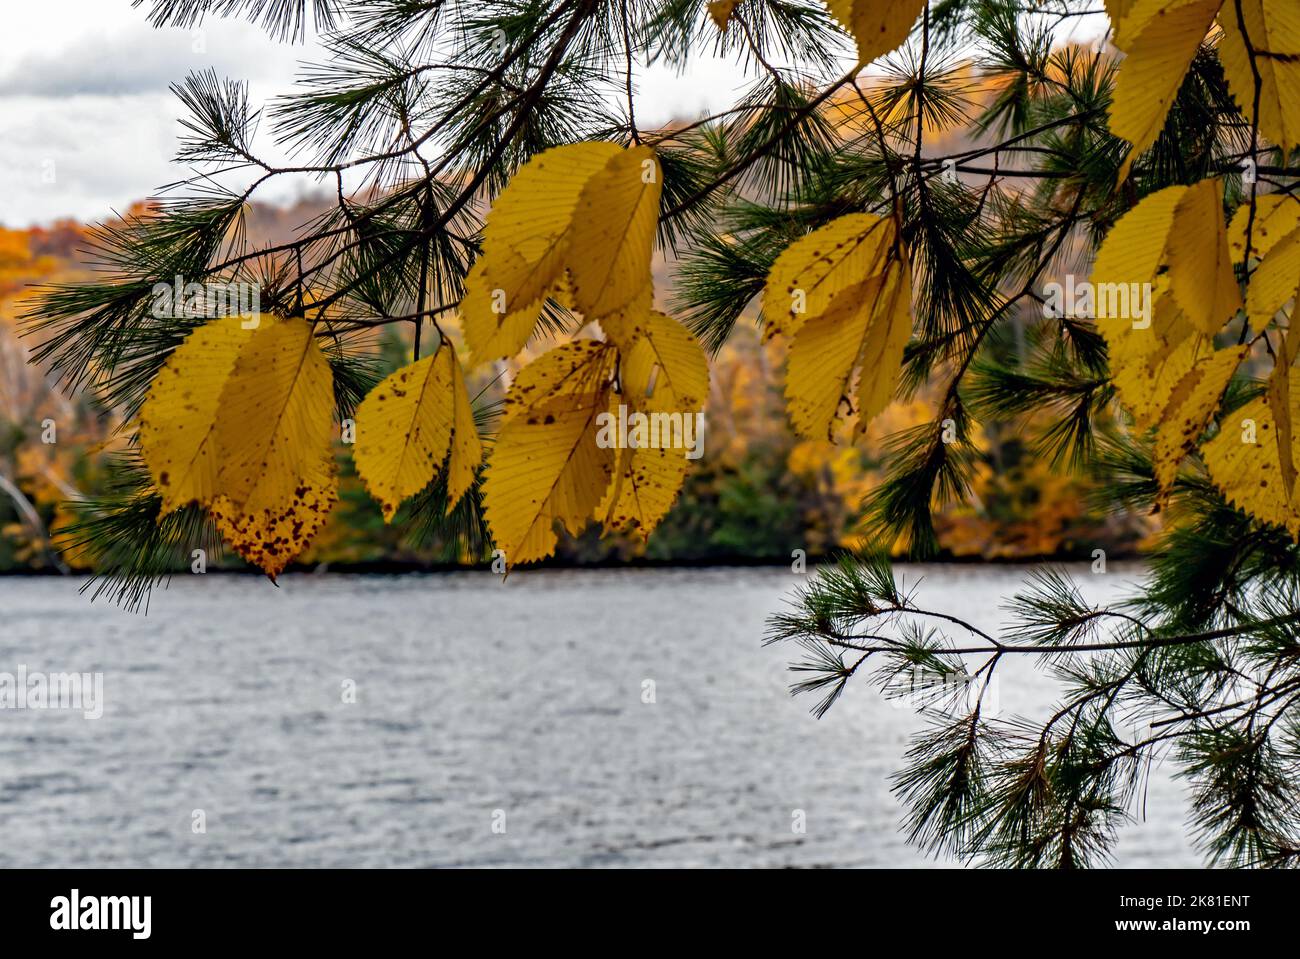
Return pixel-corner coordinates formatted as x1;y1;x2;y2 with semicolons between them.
138;315;338;579
137;142;706;577
761;212;914;439
140;312;485;579
1092;178;1300;534
1107;0;1300;181
460;143;709;567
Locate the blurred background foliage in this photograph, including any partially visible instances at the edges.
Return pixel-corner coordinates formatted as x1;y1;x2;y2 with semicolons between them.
0;197;1148;573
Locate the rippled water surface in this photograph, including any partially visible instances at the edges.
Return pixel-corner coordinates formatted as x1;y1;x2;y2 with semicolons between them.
0;564;1198;867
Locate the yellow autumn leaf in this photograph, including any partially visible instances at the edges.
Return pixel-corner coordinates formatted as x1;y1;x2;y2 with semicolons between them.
137;313;337;578
167;317;339;579
1164;179;1242;335
444;347;483;513
1105;0;1137;47
1092;181;1190;356
485;391;616;566
598;439;689;540
1090;182;1234;374
823;0;927;67
1227;194;1300;263
1091;184;1185;293
762;213;895;344
784;256;912;439
460;142;620;366
1219;0;1300;156
212;317;336;519
567;145;661;319
591;286;653;355
137;313;263;515
602;309;710;414
459;259;545;366
1111;332;1206;429
1107;0;1221;183
1268;328;1300;503
480;141;623;308
483;342;618;565
1152;345;1247;491
461;141;662;365
501;339;618;424
1203;395;1300;535
1245;224;1300;327
591;308;703;541
1112;0;1202;44
353;348;455;522
707;0;739;31
1095;285;1194;375
210;480;337;581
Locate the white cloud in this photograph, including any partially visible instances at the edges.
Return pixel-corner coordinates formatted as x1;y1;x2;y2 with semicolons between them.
0;94;179;225
0;1;326;225
0;0;769;226
0;11;306;97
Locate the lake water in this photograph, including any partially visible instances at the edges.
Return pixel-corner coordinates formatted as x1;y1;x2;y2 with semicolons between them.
0;564;1200;867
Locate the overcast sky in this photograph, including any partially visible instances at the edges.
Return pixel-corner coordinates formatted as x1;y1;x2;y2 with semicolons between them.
0;0;787;227
2;2;1109;228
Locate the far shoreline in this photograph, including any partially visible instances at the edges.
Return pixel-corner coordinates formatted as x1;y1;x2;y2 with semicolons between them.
0;549;1150;578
